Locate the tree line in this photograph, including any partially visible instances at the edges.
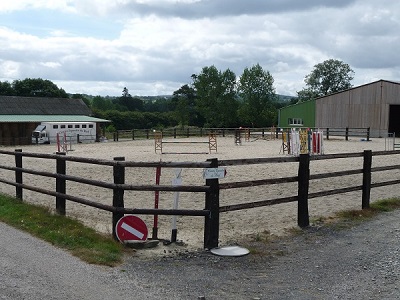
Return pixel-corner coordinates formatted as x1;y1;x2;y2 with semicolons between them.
93;63;285;130
0;59;354;131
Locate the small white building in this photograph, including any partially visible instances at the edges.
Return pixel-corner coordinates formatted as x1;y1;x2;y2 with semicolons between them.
0;96;110;145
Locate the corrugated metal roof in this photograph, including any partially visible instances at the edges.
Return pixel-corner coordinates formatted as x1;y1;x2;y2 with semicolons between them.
0;115;110;123
0;96;92;115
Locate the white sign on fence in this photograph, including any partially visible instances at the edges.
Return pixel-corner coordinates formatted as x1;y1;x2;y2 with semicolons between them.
172;168;182;186
203;168;226;179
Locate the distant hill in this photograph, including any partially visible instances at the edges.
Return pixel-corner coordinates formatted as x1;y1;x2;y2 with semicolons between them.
138;95;172;101
71;93;296;103
277;94;296;102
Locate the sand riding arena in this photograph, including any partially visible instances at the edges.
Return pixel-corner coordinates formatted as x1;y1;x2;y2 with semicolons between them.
0;136;399;252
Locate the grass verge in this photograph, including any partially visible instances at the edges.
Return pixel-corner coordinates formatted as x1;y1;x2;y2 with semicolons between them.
245;197;400;255
325;197;400;227
0;193;125;266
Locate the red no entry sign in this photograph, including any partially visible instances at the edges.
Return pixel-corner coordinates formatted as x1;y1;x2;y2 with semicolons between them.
115;215;148;243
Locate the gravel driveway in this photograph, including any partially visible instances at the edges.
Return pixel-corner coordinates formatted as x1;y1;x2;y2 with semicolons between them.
1;209;399;300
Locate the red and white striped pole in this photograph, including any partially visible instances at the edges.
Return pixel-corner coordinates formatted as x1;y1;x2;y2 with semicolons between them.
56;133;60;152
152;165;161;239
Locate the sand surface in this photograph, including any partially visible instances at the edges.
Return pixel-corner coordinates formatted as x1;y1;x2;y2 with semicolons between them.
0;135;399;256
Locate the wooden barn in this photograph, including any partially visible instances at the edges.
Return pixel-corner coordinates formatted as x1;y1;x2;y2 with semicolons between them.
279;80;400;137
0;96;109;145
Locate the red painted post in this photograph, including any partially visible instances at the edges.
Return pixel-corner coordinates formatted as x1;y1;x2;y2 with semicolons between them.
152;165;161;239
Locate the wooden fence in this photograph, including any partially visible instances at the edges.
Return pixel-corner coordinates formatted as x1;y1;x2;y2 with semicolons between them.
111;127;371;142
0;126;371;146
0;148;399;249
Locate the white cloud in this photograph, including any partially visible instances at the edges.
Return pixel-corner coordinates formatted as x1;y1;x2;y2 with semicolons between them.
0;60;20;79
0;0;75;13
0;0;399;96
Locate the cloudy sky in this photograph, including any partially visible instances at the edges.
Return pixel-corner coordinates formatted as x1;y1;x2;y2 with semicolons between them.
1;0;399;97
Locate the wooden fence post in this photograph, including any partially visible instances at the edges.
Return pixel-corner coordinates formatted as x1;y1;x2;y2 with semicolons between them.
362;150;372;209
326;128;330;140
204;158;220;249
15;149;23;200
112;157;125;240
56;152;66;215
298;154;310;228
367;127;370;141
132;129;135;140
345;127;349;141
174;128;177;138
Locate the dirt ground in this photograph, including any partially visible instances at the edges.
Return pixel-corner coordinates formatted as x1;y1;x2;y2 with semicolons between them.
0;135;399;256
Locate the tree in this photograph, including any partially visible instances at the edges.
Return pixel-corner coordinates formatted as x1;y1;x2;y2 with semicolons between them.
192;66;238;127
297;59;354;101
219;68;239;127
92;95;114;111
112;87;144;111
12;78;68;98
171;84;200;127
122;87;131;98
237;63;277;127
143;97;171;112
0;81;13;95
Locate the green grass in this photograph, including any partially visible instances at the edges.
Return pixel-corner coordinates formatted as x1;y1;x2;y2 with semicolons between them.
370;197;400;211
2;192;399;264
0;193;125;266
244;197;400;256
300;198;400;232
334;197;400;222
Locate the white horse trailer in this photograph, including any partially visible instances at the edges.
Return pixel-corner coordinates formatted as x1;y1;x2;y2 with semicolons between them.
32;122;97;144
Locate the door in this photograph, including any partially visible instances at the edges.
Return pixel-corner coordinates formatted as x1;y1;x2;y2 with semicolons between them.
388;105;400;137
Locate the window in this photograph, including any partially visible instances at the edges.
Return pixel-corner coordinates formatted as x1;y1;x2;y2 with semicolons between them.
82;125;87;128
89;124;93;128
53;125;58;129
288;118;303;126
75;125;80;128
60;125;66;129
68;125;73;128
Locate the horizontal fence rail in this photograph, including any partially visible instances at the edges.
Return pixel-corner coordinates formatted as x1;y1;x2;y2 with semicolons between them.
0;148;399;249
0;149;217;247
2;126;372;146
109;127;371;142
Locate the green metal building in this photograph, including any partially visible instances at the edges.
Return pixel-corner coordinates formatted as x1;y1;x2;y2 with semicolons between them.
278;99;315;128
278;80;400;137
